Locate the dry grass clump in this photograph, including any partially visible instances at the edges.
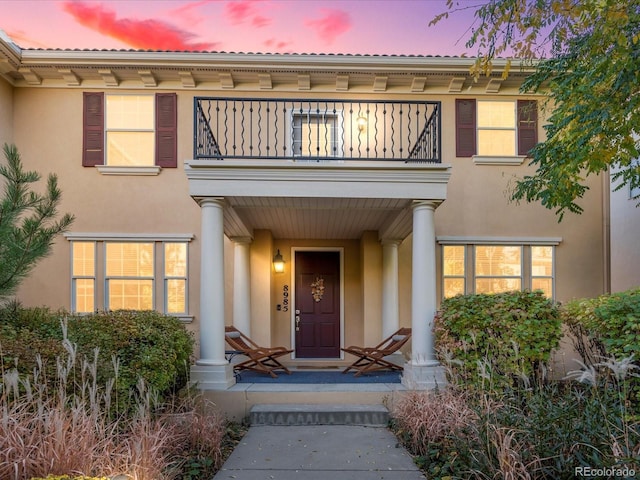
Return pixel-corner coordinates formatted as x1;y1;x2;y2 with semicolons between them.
0;347;226;480
391;388;477;457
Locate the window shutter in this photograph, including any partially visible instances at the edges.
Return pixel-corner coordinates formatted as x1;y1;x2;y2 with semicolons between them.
456;99;476;157
82;92;104;166
156;93;177;168
517;100;538;156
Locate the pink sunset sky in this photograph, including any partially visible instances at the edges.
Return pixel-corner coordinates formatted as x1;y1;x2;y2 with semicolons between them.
0;0;481;56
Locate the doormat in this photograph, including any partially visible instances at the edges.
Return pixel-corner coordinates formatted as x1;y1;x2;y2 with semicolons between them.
296;365;340;370
236;370;402;384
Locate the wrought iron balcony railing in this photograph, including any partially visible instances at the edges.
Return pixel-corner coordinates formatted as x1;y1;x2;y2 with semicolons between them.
194;97;441;162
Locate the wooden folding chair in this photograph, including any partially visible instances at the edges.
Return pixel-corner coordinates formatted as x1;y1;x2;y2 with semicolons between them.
224;326;293;378
341;327;411;377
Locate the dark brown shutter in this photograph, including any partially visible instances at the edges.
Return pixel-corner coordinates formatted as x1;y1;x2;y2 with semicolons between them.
82;92;104;166
156;93;177;168
456;99;476;157
517;100;538;156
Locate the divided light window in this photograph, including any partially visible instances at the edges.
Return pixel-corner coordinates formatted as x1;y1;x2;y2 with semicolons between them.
70;240;189;315
292;111;341;157
106;95;155;166
477;101;517;156
72;242;96;313
442;244;555;299
106;242;155;310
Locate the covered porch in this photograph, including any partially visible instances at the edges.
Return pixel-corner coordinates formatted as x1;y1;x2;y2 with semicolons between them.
185;158;451;391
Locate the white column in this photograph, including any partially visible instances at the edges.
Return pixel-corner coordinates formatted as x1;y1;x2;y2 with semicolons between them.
381;239;400;339
197;198;227;366
232;237;252;336
403;200;446;390
410;200;438;365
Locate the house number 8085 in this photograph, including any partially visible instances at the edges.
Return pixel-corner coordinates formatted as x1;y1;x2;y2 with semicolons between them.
282;285;289;312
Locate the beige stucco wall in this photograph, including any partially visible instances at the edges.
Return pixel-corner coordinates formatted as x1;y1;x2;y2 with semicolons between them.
7;82;608;367
11;89;202;326
610;173;640;292
433;95;606;303
0;77;13;153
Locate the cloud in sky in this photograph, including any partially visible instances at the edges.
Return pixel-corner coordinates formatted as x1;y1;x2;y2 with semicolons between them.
62;1;218;51
224;0;271;27
264;37;292;51
169;0;215;27
305;9;351;45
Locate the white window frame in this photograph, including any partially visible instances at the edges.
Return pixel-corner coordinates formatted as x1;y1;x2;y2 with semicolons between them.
71;241;97;313
105;241;156;312
104;94;155;167
65;233;193;321
287;108;344;159
476;100;517;157
163;241;189;315
474;244;523;294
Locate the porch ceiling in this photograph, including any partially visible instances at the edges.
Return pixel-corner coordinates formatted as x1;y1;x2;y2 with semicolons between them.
225;197;413;240
186;159;451;241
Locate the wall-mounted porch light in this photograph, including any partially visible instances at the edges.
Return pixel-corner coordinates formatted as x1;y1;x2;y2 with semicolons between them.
357;115;367;132
273;249;285;273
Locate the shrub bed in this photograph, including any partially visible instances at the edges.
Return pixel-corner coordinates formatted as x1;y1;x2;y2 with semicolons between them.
394;289;640;478
434;290;563;391
0;305;194;413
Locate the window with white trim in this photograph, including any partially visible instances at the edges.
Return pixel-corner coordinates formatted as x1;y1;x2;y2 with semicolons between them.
291;110;342;157
69;236;191;316
72;241;96;313
105;95;155;166
477;101;517;156
106;242;155;310
441;243;556;299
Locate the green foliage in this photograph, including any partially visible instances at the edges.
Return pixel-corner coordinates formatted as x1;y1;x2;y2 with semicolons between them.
563;288;640;361
0;306;194;413
0;143;74;301
432;1;640;219
180;457;215;480
393;377;640;478
562;288;640;402
435;290;562;391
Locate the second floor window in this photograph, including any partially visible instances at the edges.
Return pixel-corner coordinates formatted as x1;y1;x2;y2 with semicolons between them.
105;95;155;166
455;99;537;157
82;92;177;168
291;111;341;158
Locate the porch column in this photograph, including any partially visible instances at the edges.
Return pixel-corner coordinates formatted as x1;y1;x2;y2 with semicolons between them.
191;197;235;390
381;239;401;338
402;200;447;389
232;237;252;336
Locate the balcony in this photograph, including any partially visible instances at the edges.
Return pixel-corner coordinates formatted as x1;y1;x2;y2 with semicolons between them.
194;97;441;163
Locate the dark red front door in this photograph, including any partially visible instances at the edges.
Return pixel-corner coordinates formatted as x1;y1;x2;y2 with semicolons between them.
295;251;340;358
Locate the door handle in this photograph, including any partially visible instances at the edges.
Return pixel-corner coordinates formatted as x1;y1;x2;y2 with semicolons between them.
295;315;300;331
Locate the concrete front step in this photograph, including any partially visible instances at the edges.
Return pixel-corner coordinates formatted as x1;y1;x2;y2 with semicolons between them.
250;403;389;426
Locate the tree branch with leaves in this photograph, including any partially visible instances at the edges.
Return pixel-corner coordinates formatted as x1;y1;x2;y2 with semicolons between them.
433;0;640;219
0;143;74;301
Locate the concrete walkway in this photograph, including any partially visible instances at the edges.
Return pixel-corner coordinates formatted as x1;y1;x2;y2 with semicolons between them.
212;424;425;479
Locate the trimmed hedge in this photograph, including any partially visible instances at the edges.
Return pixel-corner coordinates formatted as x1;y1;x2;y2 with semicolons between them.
0;305;194;412
435;290;563;390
